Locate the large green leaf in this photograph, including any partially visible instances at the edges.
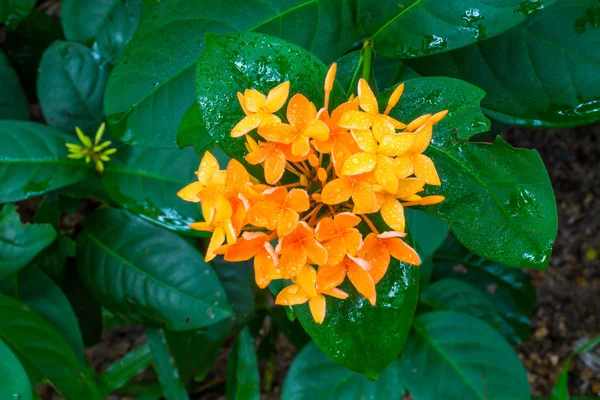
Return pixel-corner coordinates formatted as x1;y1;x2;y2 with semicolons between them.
104;0;359;148
0;121;93;202
0;294;103;399
146;328;190;400
433;237;537;345
0;0;34;29
177;102;212;153
282;341;405;400
405;208;448;260
102;146;205;235
0;204;56;278
380;81;557;269
407;0;600;128
0;266;85;364
37;41;109;135
99;343;152;393
401;311;530;400
196;32;345;166
0;50;28;120
0;338;32;400
359;0;558;58
61;0;142;63
226;327;260;400
76;208;231;330
294;215;419;380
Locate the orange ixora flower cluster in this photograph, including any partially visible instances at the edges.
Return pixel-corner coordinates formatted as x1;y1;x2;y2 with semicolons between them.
178;64;447;324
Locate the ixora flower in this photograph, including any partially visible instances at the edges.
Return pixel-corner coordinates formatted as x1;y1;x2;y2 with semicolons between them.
178;65;447;324
65;123;117;173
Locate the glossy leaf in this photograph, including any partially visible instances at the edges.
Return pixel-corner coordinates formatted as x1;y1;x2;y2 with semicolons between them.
166;258;255;380
105;0;359;148
419;278;504;330
0;204;56;278
0;294;103;399
433;237;537;344
37;41;109;134
373;55;421;92
407;0;600;128
0;338;32;400
146;328;189;400
0;0;34;29
294;215;419;379
177;102;212;153
0;266;85;364
196;32;345;166
0;121;93;202
0;50;28;120
61;0;142;63
405;208;449;260
401;311;530;400
282;341;405;400
226;327;260;400
76;208;231;330
102;146;206;235
100;344;152;392
359;0;558;58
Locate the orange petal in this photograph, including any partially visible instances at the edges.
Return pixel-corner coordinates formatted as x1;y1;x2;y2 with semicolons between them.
419;195;445;205
322;178;353;205
337;110;374;130
409;124;433;154
341;152;377;176
347;255;376;302
231;113;262;138
323;288;349;300
381;198;405;232
226;159;249;188
258;113;281;127
314;217;338;242
279;242;308;278
342;228;362;256
254;245;279;289
381;114;407;130
275;284;310;306
392;156;414;179
213;194;233;222
385;237;421;266
296;265;318;297
189;221;212;231
357;78;378;114
247;201;278;230
316;262;347;293
375;155;398;194
334;212;361;230
413;154;441;186
396;178;425;199
427;110;448;125
322;237;347;267
378;133;415;157
265;82;290;113
258;123;297;144
287;94;316;131
277;208;299;238
351;129;377;152
245;145;271;164
351;181;377;214
196;151;220;185
372;115;396;142
263;186;288;205
302;119;330;142
223;235;264;262
304;239;328;266
359;234;390;285
384;83;404;115
309;294;326;324
264;149;286;184
244;89;267;113
205;226;226;262
237;92;250;116
223;219;237;245
177;181;204;203
330;101;359;127
291;135;311;157
405;114;431;132
286;189;310;212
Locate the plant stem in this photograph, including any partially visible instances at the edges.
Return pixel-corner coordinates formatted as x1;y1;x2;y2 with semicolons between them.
361;38;374;81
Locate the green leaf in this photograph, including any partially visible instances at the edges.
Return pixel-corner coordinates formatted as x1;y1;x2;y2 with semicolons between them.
333;51;363;97
0;121;93;202
407;0;600;128
0;50;28;120
433;237;537;345
373;55;421;92
166;258;255;380
401;311;530;400
100;343;152;392
405;208;448;260
282;341;405;400
37;41;109;135
102;146;206;235
0;204;56;278
76;208;231;330
0;266;86;365
146;328;190;400
196;32;345;166
0;293;103;399
104;0;359;148
552;336;600;400
419;279;504;330
177;102;212;153
294;215;419;380
226;327;260;400
61;0;142;63
0;338;32;400
359;0;558;58
0;0;34;29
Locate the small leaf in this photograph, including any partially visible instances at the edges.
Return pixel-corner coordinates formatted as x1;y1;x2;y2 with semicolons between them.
0;204;56;278
282;341;405;400
100;343;152;393
0;50;28;120
76;208;231;330
0;121;94;202
0;338;32;400
401;311;530;400
177;102;213;153
146;328;190;400
226;327;260;400
552;336;600;400
37;41;109;134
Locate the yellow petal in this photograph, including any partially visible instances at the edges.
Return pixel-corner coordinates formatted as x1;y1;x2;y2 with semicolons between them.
277;208;299;238
405;114;431;132
206;226;226;262
385;237;421;266
396;178;425;199
244;89;267;113
231;114;262;138
275;284;310;306
409;124;433;154
316;262;347;293
372;115;396;143
384;83;404;115
296;265;317;297
351;129;377;153
341;152;377;176
302;119;330;142
337;110;374;130
308;294;326;324
237;91;250;115
392;156;414;179
419;195;445;205
351;181;377;214
427;110;448;125
196;151;220;185
177;181;204;202
287;93;316;131
323;288;348;300
381;198;405;232
413;154;441;185
286;189;310;212
291;135;311;157
347;255;376;302
322;178;353;205
265;81;290;113
258;123;296;144
375;155;398;194
357;78;378;114
378;133;415;157
264;149;287;184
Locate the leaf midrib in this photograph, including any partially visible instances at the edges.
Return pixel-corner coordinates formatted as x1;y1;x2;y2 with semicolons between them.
371;0;424;40
105;167;188;185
